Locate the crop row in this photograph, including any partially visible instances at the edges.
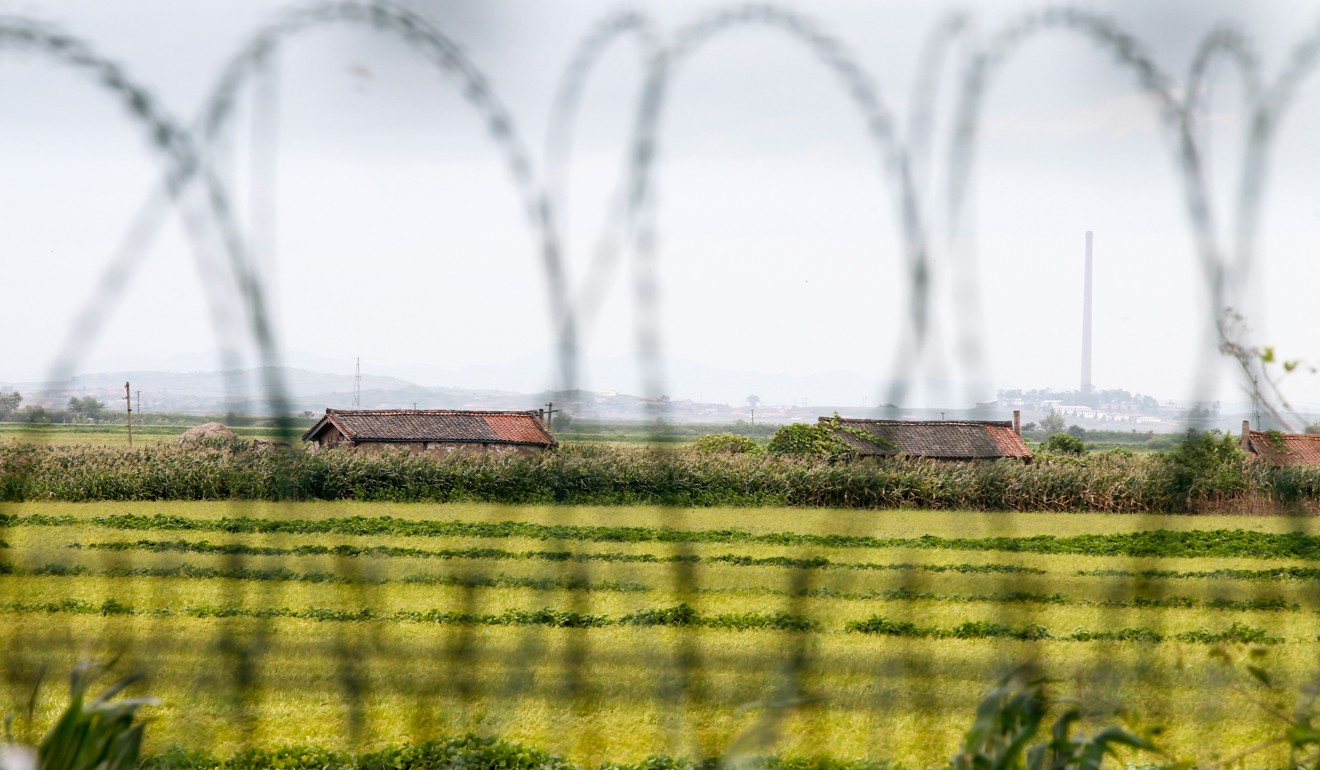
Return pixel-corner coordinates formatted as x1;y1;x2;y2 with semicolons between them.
82;536;1320;585
0;598;1296;643
136;734;887;770
0;598;816;631
845;616;1285;644
5;440;1320;511
802;586;1298;613
3;558;1299;613
13;512;1320;559
0;561;648;592
1080;566;1320;582
69;537;1045;575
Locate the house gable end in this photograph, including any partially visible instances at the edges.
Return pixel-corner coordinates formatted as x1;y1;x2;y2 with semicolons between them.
303;412;353;444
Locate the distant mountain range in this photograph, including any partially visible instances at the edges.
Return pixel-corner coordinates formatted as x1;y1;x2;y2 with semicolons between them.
1;348;1001;418
2;361;1282;432
1;358;1006;424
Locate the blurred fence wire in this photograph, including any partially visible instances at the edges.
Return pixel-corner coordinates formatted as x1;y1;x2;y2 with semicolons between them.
4;0;1320;765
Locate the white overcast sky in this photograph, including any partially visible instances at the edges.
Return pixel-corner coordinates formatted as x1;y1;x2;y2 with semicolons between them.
1;0;1318;408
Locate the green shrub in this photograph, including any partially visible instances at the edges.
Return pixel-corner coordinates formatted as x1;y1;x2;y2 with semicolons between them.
1162;431;1250;504
766;423;845;457
947;620;1021;639
1068;627;1164;643
702;611;819;632
1044;433;1086;455
1175;621;1282;645
693;433;762;456
844;616;924;636
621;603;701;627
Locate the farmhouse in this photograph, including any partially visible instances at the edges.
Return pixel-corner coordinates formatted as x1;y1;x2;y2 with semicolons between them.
303;408;557;455
1240;421;1320;467
821;415;1032;461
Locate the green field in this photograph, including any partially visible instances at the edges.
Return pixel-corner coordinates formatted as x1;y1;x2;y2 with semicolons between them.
5;501;1320;766
0;422;289;446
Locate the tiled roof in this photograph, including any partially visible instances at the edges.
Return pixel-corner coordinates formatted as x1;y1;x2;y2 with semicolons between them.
1244;430;1320;467
304;409;556;447
822;418;1032;460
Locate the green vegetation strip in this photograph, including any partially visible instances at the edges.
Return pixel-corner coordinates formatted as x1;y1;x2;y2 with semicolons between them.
801;586;1297;613
845;615;1284;645
69;538;1044;576
15;513;1320;559
0;598;816;631
139;734;889;770
1080;566;1320;582
0;561;648;593
0;598;1297;642
4;557;1296;613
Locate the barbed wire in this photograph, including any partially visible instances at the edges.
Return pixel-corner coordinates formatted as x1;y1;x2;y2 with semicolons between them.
8;1;1318;419
4;1;1320;762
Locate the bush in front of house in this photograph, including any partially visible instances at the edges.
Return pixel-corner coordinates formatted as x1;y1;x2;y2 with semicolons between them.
693;433;762;456
1043;433;1086;455
1161;431;1250;504
766;423;848;457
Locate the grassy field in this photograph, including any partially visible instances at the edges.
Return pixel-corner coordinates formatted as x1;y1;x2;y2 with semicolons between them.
5;501;1320;766
0;422;288;446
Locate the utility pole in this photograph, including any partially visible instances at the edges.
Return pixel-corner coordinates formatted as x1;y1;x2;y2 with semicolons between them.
124;381;133;447
353;357;362;408
1252;376;1260;430
136;390;141;416
544;401;558;428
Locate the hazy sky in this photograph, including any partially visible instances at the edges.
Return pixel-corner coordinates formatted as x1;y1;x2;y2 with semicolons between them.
1;0;1318;408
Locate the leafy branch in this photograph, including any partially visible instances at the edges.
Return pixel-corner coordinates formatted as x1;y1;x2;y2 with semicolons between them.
1219;308;1315;432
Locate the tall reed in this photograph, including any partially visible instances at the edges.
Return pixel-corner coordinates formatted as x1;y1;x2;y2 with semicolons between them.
3;441;1318;512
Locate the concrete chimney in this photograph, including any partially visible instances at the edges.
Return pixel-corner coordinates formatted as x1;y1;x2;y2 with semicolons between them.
1081;231;1093;395
1013;410;1022;437
1241;419;1252;450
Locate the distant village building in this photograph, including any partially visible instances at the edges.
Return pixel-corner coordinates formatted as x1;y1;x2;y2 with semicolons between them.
1240;421;1320;467
303;409;557;455
821;414;1032;461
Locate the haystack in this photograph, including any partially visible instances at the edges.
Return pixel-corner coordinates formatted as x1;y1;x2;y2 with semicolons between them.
178;422;237;444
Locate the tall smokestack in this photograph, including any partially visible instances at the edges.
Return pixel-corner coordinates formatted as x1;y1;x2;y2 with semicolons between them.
1081;231;1093;395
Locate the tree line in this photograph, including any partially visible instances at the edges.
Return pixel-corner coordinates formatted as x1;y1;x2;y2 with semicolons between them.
0;392;112;424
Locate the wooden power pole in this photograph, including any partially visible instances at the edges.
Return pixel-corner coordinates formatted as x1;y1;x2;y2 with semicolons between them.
124;381;133;447
543;402;558;428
